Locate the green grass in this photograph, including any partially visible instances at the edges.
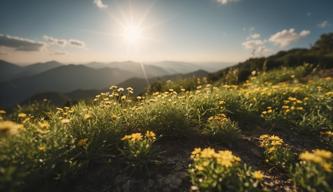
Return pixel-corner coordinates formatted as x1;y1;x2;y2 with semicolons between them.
0;64;333;191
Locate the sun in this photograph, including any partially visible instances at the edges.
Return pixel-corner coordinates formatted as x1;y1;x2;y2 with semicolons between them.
122;22;144;46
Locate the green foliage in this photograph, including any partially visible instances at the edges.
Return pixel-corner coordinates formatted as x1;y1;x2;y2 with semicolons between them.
259;134;295;170
120;131;159;172
121;131;156;159
0;61;333;191
188;147;264;192
313;33;333;52
204;114;240;141
249;64;314;85
148;76;209;93
292;150;333;192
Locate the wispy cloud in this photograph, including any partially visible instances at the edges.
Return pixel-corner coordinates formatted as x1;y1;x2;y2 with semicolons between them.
243;28;311;56
269;28;310;48
216;0;239;5
318;20;329;28
43;35;67;47
93;0;108;9
242;32;270;56
43;35;85;48
0;34;44;52
69;39;85;48
250;33;261;39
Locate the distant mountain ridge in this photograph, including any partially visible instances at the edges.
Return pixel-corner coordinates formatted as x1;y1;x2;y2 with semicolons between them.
85;61;171;78
0;60;229;108
0;60;63;82
0;60;23;82
17;61;63;77
0;64;137;107
22;69;210;107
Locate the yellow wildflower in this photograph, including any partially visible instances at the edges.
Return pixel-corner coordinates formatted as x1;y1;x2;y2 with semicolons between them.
200;148;216;158
38;121;50;129
18;113;27;118
191;148;202;159
0;121;23;137
61;118;71;124
83;114;92;120
77;138;89;147
321;131;333;138
252;171;265;180
300;151;321;162
215;150;240;167
321;163;332;172
296;107;304;111
38;144;47;152
121;95;127;101
313;149;332;159
121;135;131;141
121;133;143;142
299;149;333;172
145;131;156;140
208;114;228;122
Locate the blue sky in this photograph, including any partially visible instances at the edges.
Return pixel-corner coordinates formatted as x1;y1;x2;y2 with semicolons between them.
0;0;332;64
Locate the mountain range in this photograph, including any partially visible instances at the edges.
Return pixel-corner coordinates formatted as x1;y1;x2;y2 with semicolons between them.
1;32;333;108
0;60;230;108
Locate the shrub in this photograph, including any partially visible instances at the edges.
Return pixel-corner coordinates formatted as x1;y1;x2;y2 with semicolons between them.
121;131;157;159
292;149;333;192
259;134;295;169
188;147;264;192
297;111;332;134
250;64;313;85
204;114;240;140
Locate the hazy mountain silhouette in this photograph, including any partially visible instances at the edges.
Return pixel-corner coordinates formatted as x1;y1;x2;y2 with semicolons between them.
86;61;230;75
85;61;171;78
0;60;23;82
0;59;228;108
149;61;232;73
22;70;210;107
17;60;63;77
0;60;64;82
0;65;136;107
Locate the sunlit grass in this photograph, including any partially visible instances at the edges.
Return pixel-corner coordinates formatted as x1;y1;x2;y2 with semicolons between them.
0;64;332;191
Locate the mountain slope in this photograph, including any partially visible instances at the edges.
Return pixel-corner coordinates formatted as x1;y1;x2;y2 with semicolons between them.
0;60;23;82
18;60;63;77
0;60;63;82
149;61;230;74
209;33;333;84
